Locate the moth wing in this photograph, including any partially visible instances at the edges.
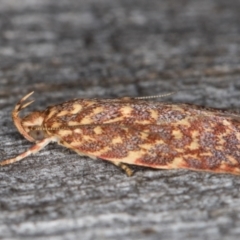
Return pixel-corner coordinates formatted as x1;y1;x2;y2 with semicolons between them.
53;124;176;165
52;119;240;174
52;123;191;170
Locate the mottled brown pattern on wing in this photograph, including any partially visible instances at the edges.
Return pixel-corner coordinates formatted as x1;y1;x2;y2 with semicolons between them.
14;95;240;175
43;99;194;127
135;116;240;174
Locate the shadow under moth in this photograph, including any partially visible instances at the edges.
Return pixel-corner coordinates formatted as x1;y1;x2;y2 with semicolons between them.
1;92;240;176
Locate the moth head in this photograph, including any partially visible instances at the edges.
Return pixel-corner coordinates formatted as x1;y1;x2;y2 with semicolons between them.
12;92;49;142
21;111;48;141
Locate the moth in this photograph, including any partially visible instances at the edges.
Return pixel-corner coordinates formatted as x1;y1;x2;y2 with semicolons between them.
1;92;240;176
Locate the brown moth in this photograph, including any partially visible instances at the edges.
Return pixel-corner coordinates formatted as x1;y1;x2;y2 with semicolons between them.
1;92;240;176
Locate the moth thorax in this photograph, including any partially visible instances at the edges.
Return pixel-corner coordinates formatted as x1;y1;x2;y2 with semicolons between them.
21;111;48;141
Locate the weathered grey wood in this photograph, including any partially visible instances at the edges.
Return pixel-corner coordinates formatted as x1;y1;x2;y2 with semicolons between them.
1;0;240;239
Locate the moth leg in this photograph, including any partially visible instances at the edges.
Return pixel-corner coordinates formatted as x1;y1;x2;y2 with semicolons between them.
0;137;56;166
110;161;134;177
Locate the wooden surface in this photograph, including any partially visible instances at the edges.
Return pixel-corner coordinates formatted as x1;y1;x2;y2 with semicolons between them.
0;0;240;239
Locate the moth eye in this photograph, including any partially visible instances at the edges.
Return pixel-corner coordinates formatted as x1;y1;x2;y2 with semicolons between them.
29;129;45;140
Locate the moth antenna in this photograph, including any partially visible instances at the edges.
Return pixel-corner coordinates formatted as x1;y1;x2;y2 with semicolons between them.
12;92;35;142
134;91;176;100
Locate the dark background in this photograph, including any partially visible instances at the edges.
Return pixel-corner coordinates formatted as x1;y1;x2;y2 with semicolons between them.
0;0;240;239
